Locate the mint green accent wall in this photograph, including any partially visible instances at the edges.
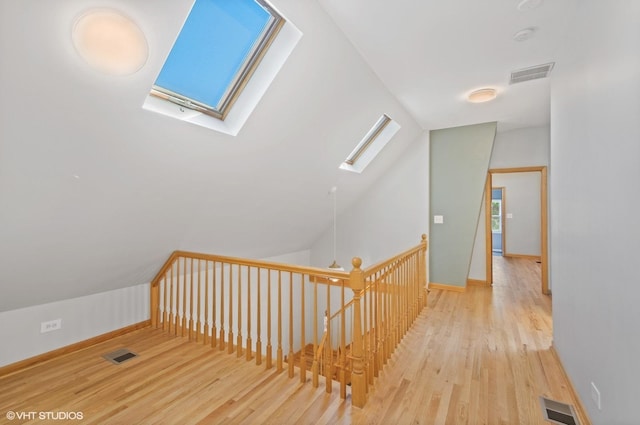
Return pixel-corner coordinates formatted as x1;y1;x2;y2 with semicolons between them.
429;122;496;287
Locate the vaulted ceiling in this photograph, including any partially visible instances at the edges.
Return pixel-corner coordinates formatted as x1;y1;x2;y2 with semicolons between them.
0;0;577;311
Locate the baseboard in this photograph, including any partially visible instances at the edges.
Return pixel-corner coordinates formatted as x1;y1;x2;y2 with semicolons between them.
549;345;592;425
0;320;151;377
467;279;489;287
428;282;466;292
503;253;541;261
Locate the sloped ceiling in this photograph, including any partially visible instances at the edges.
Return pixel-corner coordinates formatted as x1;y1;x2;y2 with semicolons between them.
0;0;423;311
0;0;579;312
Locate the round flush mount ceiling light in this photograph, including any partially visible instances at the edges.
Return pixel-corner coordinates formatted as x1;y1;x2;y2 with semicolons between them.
467;88;497;103
513;26;538;42
72;9;148;76
517;0;543;11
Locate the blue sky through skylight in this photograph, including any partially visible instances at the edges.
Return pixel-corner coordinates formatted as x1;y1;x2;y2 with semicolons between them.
155;0;271;109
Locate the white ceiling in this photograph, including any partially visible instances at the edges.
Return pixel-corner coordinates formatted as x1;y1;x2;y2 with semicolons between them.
0;0;578;311
319;0;578;132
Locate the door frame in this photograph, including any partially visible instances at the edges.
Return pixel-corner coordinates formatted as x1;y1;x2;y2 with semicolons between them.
485;166;549;294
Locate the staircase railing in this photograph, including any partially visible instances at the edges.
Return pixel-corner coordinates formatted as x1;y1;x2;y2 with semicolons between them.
314;234;429;404
150;234;427;408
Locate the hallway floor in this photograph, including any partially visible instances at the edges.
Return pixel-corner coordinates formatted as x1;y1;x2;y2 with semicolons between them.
0;257;588;424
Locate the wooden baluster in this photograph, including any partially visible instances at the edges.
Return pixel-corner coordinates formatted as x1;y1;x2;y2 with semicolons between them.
325;283;332;394
164;267;170;332
382;266;392;365
366;277;373;386
181;257;187;337
237;264;243;358
170;263;175;335
256;268;262;366
212;261;218;349
151;279;159;328
288;272;294;378
176;258;181;336
375;271;382;377
312;275;319;388
219;263;225;351
204;260;209;345
400;260;405;338
414;254;418;320
393;264;399;351
409;254;418;325
189;258;195;341
422;234;429;309
339;279;346;398
414;252;419;318
228;264;234;354
350;257;367;408
246;266;253;361
196;259;202;342
390;266;395;356
405;259;409;334
300;273;306;383
266;270;273;370
277;270;283;372
405;258;410;327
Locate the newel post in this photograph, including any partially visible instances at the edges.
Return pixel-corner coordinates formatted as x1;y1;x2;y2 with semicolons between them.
350;257;367;408
420;234;428;309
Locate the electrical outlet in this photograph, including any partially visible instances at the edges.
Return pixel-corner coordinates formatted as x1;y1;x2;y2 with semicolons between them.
40;319;62;333
591;381;601;410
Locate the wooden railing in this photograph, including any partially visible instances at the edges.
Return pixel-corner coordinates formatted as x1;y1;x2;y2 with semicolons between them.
150;234;428;408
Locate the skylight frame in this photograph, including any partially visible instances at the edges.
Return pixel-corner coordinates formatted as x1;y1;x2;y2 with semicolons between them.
150;0;285;121
344;114;392;166
340;114;401;174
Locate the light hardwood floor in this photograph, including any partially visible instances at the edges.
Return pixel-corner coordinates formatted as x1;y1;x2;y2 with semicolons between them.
0;257;588;424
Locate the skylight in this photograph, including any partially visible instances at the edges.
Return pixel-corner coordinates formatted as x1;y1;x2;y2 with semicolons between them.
340;114;401;174
150;0;284;120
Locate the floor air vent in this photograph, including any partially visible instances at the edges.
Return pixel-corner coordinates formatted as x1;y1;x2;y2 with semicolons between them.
540;397;580;425
103;348;138;365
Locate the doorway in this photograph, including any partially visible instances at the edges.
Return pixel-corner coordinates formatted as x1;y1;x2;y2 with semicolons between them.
484;166;549;294
491;187;505;256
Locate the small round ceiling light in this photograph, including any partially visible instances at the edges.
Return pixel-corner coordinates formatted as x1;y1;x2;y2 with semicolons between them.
513;27;538;42
467;88;497;103
72;9;148;76
517;0;543;11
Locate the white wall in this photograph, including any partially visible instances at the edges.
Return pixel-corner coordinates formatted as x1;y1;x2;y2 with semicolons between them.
550;1;640;424
468;126;549;281
493;172;541;257
0;283;149;367
310;131;429;269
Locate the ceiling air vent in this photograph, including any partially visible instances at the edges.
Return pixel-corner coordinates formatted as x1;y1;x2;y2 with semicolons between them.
510;62;554;84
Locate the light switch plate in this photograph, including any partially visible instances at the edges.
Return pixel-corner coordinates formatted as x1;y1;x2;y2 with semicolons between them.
506;213;513;219
434;215;444;224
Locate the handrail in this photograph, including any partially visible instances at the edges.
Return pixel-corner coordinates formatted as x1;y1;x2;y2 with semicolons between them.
149;234;428;409
157;250;350;284
316;332;327;360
